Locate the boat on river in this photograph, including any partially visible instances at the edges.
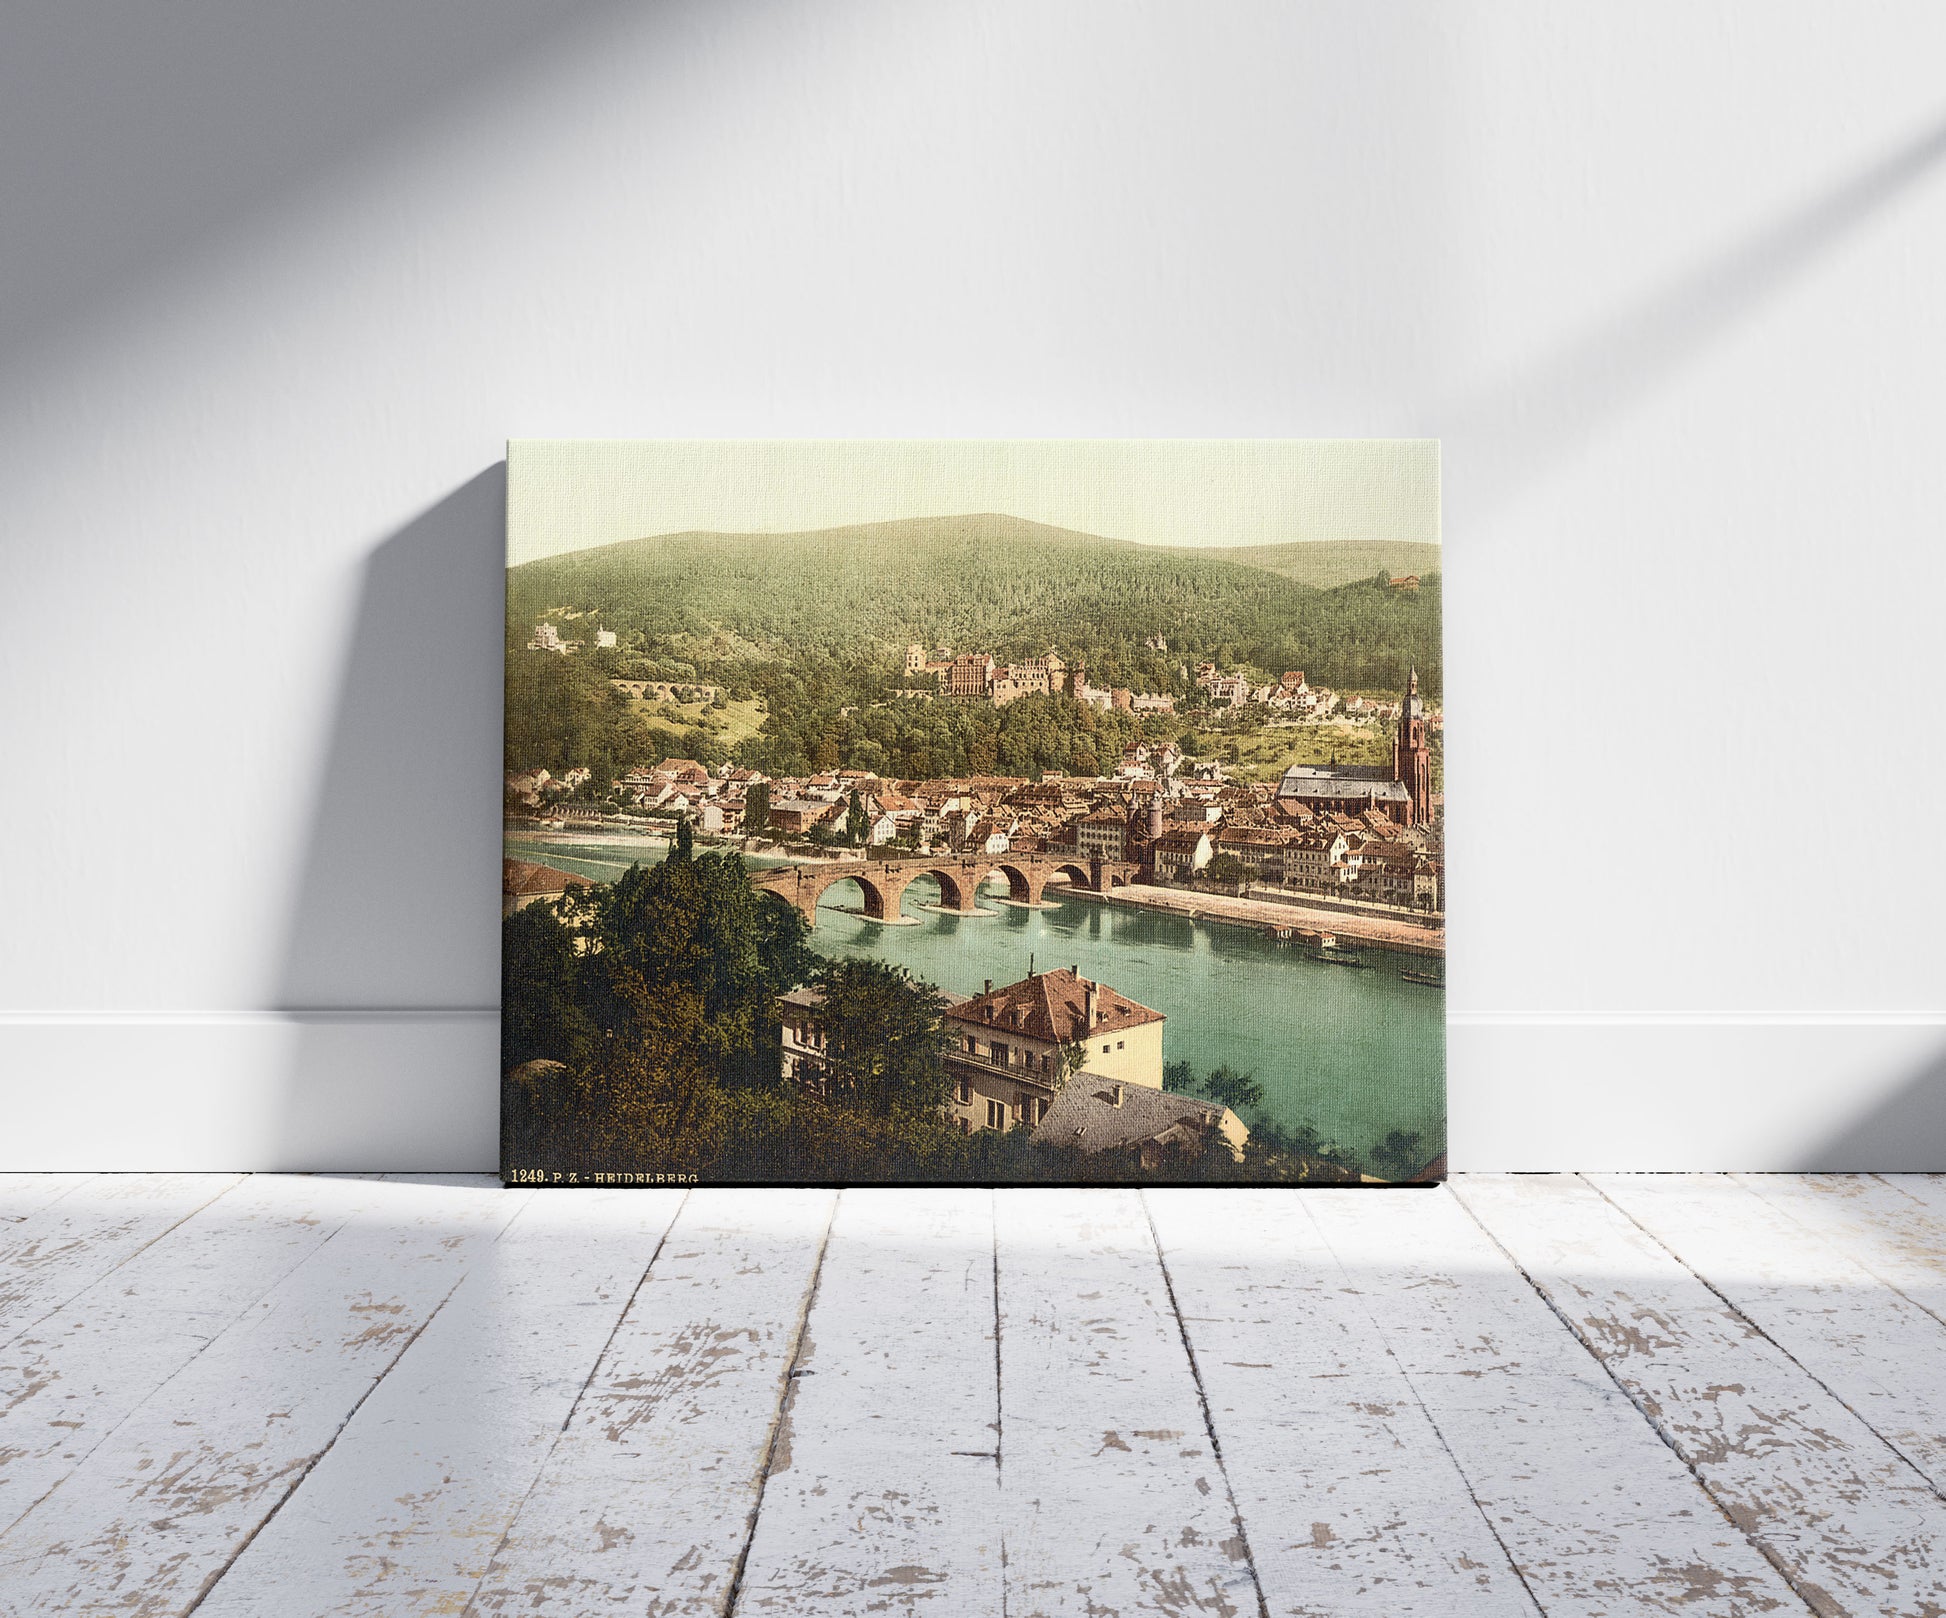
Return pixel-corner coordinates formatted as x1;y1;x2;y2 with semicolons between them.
1306;947;1370;969
1399;967;1445;987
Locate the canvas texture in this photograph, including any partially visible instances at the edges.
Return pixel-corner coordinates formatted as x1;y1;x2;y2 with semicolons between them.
502;441;1444;1186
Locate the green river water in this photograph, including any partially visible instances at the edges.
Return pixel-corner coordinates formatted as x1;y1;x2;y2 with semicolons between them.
507;834;1445;1171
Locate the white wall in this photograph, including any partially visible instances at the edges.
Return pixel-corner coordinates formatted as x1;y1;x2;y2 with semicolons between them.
5;1;1943;1170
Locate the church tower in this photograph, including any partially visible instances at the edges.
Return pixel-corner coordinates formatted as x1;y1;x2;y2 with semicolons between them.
1392;668;1432;826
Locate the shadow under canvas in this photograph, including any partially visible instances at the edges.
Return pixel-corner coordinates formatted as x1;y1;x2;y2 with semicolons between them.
270;465;507;1171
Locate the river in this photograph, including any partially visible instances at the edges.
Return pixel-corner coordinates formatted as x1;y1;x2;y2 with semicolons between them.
507;833;1446;1172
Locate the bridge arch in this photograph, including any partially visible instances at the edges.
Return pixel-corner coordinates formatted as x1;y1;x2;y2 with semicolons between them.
906;866;973;912
965;862;1044;906
814;869;894;921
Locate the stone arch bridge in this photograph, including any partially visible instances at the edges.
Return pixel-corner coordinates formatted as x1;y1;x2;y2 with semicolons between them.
751;852;1138;928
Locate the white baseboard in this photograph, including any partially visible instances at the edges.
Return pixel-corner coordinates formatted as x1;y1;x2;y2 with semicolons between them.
1447;1015;1946;1172
1;1013;1940;1172
0;1012;499;1172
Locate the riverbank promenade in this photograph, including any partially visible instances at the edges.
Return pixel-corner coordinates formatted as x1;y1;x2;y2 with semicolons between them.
1085;881;1446;957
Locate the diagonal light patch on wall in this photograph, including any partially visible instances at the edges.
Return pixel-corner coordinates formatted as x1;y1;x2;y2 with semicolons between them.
1442;110;1946;517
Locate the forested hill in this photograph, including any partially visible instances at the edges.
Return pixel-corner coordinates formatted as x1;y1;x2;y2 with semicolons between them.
508;513;1440;696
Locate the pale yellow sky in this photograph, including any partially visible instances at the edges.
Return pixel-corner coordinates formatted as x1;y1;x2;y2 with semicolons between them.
506;439;1439;566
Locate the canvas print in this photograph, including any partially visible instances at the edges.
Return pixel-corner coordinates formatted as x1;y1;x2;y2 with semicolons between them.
502;441;1443;1186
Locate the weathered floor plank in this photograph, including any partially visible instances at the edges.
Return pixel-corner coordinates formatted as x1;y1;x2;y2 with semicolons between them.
9;1174;1942;1616
1309;1188;1806;1616
1594;1173;1946;1499
996;1188;1260;1618
0;1174;405;1536
1457;1173;1946;1617
0;1174;95;1223
0;1175;525;1616
189;1186;686;1617
1733;1175;1946;1326
732;1188;1003;1616
464;1187;837;1617
1146;1188;1539;1616
0;1173;245;1347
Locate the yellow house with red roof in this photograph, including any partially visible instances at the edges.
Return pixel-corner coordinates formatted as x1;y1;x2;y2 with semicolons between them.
941;967;1165;1133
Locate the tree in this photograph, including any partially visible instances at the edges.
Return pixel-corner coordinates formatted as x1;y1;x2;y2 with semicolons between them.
1197;1064;1266;1114
1177;729;1203;755
743;779;770;836
812;957;951;1120
569;851;816;1093
845;788;869;846
1204;852;1247;889
501;901;600;1072
1168;1059;1265;1115
672;814;694;861
1371;1129;1427;1182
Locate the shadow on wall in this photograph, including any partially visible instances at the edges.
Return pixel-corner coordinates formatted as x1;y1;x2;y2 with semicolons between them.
272;466;507;1171
1796;1042;1946;1173
0;1;639;376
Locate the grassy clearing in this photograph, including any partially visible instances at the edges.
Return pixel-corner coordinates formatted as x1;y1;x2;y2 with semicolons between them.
629;695;768;747
1218;723;1391;784
1209;721;1444;792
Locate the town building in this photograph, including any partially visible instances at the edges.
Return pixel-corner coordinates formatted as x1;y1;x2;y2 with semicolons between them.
947;653;996;698
1031;1076;1246;1166
526;622;566;653
1393;666;1433;826
1275;764;1410;820
767;797;842;836
942;968;1166;1133
1211;826;1295;885
1275;671;1433;827
1073;806;1130;862
1151;828;1213;883
778;984;973;1096
502;859;590;916
1285;829;1352;891
778;971;1234;1164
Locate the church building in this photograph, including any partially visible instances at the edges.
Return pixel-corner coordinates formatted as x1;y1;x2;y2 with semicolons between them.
1276;669;1434;827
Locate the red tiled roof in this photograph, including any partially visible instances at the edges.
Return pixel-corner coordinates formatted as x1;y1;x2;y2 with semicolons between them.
502;859;592;898
943;967;1162;1043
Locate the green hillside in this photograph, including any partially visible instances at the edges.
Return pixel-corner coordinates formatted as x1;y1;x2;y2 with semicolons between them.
506;514;1440;780
509;514;1439;693
1180;540;1442;589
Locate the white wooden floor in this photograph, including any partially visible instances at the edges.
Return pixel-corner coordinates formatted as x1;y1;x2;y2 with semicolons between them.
2;1176;1944;1616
